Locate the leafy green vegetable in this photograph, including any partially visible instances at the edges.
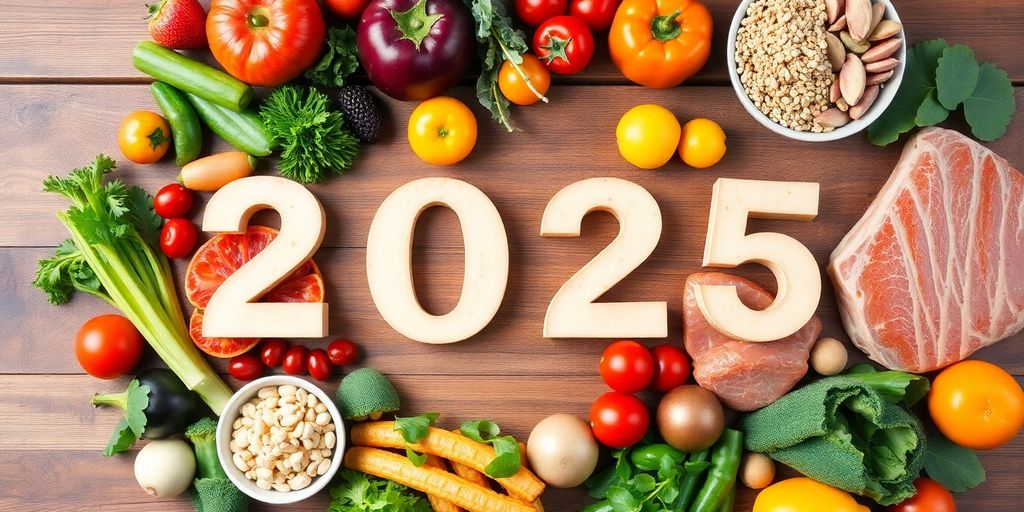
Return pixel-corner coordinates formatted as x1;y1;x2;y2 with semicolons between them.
460;420;522;478
869;39;1016;145
394;413;439;466
328;470;431;512
306;27;360;88
33;156;232;414
92;379;150;456
923;434;986;493
843;364;930;407
259;85;359;183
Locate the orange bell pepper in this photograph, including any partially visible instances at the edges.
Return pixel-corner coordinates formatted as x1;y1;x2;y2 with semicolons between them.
609;0;713;88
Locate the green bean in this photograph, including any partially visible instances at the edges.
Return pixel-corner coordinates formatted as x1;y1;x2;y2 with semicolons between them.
689;429;743;512
673;449;711;510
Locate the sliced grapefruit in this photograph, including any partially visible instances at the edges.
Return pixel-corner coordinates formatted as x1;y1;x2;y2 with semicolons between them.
184;225;325;358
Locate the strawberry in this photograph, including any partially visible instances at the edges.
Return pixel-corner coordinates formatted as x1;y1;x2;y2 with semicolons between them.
147;0;208;50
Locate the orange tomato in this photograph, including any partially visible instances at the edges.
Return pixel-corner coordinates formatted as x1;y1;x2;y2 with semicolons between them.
407;97;478;166
608;0;712;88
118;111;171;164
928;360;1024;450
498;54;551;106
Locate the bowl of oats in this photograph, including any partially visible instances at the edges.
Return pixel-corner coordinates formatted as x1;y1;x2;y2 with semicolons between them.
728;0;906;141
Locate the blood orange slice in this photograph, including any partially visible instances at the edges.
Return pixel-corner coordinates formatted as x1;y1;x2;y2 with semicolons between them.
184;225;325;358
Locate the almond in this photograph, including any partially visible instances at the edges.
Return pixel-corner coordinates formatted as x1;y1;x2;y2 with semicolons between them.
864;58;899;73
829;15;847;32
840;54;866;106
849;85;880;120
861;37;902;63
825;32;847;72
840;30;871;54
868;3;885;37
830;79;842;103
815;108;851;128
866;70;895;86
825;0;846;24
869;20;903;41
845;0;873;42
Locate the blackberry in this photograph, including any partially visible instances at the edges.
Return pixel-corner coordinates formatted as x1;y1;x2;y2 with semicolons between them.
336;86;383;144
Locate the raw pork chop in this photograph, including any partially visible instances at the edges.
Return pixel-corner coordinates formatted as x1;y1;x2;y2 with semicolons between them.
683;272;821;411
829;128;1024;373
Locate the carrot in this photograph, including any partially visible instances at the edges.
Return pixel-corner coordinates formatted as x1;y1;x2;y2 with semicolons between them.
344;447;536;512
424;455;464;512
448;436;545;512
178;151;256;192
351;422;546;502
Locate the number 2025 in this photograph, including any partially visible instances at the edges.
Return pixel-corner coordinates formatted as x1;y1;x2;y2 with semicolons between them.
201;176;821;345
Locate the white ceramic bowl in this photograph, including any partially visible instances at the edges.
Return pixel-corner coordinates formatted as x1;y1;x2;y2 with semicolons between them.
216;375;345;505
727;0;906;141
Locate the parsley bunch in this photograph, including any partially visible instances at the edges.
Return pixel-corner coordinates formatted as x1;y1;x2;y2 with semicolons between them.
306;27;360;88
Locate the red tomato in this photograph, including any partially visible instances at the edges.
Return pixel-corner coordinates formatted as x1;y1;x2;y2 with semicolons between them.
228;353;264;381
307;349;333;381
160;218;197;259
569;0;620;31
532;15;595;75
888;478;956;512
590;391;650;448
515;0;567;27
327;339;359;366
282;345;308;375
74;315;144;379
259;339;289;367
650;344;691;392
153;183;193;219
206;0;326;86
599;340;654;393
324;0;370;19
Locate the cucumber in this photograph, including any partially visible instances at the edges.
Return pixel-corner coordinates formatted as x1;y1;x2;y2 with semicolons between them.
133;41;252;112
151;82;202;166
185;93;275;157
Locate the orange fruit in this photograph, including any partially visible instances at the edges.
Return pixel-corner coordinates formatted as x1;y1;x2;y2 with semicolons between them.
928;360;1024;450
184;225;325;358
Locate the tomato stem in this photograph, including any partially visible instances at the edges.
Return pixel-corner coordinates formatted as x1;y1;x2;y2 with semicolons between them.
651;9;683;42
247;12;269;28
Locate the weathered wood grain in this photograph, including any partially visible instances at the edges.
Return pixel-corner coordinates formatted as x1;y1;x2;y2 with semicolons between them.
0;1;1022;83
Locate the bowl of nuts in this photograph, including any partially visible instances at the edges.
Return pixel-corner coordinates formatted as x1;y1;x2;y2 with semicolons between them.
728;0;906;141
217;375;344;504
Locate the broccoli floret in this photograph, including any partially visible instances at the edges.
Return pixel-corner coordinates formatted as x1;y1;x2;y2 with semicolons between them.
336;368;401;421
185;418;249;512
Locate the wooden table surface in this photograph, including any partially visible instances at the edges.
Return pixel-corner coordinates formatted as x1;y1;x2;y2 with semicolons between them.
1;1;1022;510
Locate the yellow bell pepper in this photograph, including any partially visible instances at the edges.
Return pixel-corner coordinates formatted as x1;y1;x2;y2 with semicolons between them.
754;478;870;512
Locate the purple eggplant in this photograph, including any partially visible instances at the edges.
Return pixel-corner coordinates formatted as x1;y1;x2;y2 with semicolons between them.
357;0;473;101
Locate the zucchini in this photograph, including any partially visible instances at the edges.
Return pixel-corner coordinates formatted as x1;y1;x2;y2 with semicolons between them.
133;41;252;112
151;82;202;166
185;93;275;157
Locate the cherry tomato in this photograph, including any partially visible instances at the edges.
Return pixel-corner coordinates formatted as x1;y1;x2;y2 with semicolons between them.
407;97;478;166
888;478;956;512
74;314;144;379
678;117;727;169
324;0;370;19
259;339;289;367
307;349;333;381
515;0;566;27
118;111;171;164
228;353;264;381
599;340;654;393
590;391;649;448
498;53;551;106
650;344;691;392
327;339;359;366
532;16;595;75
153;183;193;219
569;0;620;32
282;345;309;375
929;360;1024;450
160;218;197;259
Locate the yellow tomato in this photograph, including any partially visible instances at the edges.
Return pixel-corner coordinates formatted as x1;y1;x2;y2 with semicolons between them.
754;478;869;512
929;360;1024;450
679;117;726;169
616;104;681;170
118;111;171;164
407;97;478;166
499;54;551;106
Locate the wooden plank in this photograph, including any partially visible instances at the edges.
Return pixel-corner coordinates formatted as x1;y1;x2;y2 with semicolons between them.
1;1;1022;83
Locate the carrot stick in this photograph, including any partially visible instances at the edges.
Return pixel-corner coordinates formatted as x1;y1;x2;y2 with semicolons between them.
450;449;544;512
424;455;464;512
344;447;536;512
351;422;546;502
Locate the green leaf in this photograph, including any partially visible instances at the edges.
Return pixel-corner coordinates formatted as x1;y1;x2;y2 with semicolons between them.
404;446;428;467
935;44;980;109
868;39;949;145
460;419;501;442
394;413;439;444
305;27;360;88
124;381;151;436
916;90;951;127
923;434;986;492
633;474;656;493
459;419;523;478
329;469;432;512
586;465;618;499
103;417;138;457
607;486;639;512
466;0;529;132
963;62;1016;141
